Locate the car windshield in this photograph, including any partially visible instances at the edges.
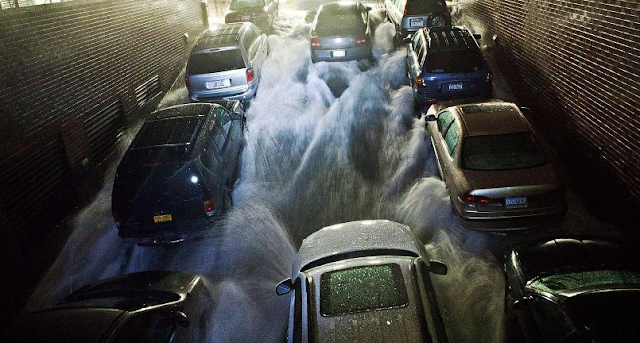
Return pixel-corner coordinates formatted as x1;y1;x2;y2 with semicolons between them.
315;12;364;36
131;117;203;149
406;0;444;15
462;132;547;171
62;290;181;311
320;264;408;316
529;270;640;295
187;48;245;75
425;50;485;73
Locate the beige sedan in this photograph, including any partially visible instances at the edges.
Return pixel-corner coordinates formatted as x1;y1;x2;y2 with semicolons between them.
425;100;567;230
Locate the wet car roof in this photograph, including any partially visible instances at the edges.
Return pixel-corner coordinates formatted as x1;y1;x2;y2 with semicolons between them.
457;102;528;136
293;220;423;277
513;238;639;282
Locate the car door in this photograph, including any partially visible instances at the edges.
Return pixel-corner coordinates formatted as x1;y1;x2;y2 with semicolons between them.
287;273;309;343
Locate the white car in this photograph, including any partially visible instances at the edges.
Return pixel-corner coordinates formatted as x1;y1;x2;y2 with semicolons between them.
276;220;449;343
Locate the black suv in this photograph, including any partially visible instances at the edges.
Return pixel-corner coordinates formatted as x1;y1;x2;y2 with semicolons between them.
112;102;245;245
406;26;492;111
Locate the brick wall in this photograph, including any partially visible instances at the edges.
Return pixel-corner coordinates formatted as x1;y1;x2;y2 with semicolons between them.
0;0;205;325
465;0;640;205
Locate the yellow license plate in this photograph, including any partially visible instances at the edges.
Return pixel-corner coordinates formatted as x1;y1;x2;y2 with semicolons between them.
153;214;173;223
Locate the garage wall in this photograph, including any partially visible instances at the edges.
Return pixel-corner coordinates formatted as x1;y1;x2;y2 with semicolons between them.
0;0;205;325
465;0;640;203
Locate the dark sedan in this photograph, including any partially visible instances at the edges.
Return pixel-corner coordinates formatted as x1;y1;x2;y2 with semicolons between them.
310;1;373;63
504;237;640;343
112;102;245;245
3;272;213;343
225;0;279;32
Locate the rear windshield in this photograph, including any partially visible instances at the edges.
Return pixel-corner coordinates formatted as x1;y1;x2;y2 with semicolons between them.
131;117;203;149
462;132;547;171
406;0;445;15
187;48;245;75
425;51;485;73
316;12;364;36
229;0;264;10
320;264;408;316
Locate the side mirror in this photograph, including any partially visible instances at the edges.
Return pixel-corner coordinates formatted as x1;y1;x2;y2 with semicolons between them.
520;106;530;114
305;11;316;23
365;6;372;11
276;278;293;295
473;33;482;40
168;311;190;328
512;296;533;311
425;114;437;122
429;260;447;275
402;36;412;44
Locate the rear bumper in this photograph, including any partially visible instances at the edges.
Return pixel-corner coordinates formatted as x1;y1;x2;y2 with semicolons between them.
118;214;219;245
189;82;258;102
311;45;371;62
455;204;567;231
415;84;493;104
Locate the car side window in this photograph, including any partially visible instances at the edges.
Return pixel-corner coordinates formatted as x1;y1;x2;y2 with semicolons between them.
444;121;460;157
248;36;262;60
412;32;421;52
437;110;454;135
531;297;574;342
217;109;232;136
242;29;258;52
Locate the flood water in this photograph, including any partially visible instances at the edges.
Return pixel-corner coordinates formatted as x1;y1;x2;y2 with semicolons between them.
25;2;620;342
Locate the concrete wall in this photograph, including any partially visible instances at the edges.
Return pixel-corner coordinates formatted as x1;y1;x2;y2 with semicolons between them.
0;0;205;324
465;0;639;206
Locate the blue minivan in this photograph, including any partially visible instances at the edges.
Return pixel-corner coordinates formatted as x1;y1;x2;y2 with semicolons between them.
406;26;492;111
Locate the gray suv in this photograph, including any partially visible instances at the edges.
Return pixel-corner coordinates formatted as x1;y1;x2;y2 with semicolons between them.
186;23;268;102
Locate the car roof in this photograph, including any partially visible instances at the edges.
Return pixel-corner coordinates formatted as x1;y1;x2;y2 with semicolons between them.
425;26;480;52
511;237;639;282
151;103;217;120
293;220;424;277
195;23;248;50
453;101;529;136
307;256;428;343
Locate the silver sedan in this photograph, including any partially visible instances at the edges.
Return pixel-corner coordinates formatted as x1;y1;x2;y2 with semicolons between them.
425;100;567;230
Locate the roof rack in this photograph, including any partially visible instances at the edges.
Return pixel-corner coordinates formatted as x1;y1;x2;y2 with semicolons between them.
426;26;478;51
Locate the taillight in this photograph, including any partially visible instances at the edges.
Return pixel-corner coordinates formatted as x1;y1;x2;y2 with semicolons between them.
426;99;438;105
356;35;367;45
112;212;121;224
204;200;215;216
246;68;255;83
485;73;492;83
311;36;321;47
185;76;190;90
403;6;408;15
459;193;502;205
415;76;425;87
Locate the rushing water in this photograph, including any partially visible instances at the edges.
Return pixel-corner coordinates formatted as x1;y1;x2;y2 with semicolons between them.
25;2;619;343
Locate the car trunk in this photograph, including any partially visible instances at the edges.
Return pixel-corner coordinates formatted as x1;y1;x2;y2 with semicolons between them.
187;69;250;96
318;35;357;49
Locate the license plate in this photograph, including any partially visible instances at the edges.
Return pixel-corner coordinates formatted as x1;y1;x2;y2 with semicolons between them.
448;83;464;90
505;197;528;208
153;214;173;223
241;15;250;20
410;18;424;27
332;50;346;57
206;79;231;89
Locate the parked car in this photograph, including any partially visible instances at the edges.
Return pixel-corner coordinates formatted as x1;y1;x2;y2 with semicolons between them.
504;237;640;343
276;220;449;343
310;1;373;63
385;0;451;43
112;102;245;245
407;26;492;110
186;22;267;102
225;0;279;32
425;100;567;230
3;272;213;343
